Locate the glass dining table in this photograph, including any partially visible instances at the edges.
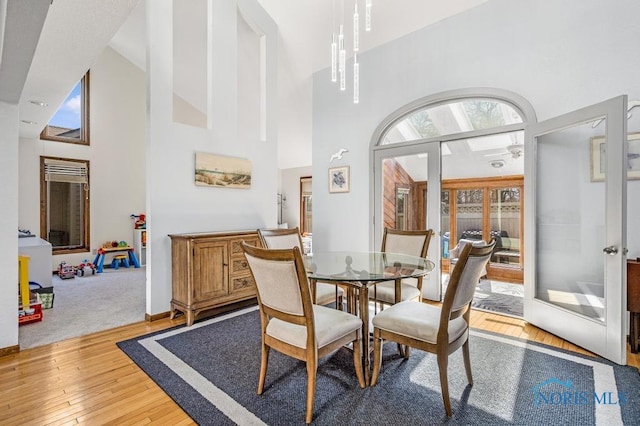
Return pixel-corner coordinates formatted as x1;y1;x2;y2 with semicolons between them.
304;251;435;385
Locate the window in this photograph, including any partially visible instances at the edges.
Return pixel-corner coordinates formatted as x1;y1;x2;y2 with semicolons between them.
40;157;90;254
300;177;312;235
395;186;410;230
41;72;90;145
442;176;523;282
381;98;524;145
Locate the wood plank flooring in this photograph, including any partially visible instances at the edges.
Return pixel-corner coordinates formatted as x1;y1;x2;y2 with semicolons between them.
1;308;638;425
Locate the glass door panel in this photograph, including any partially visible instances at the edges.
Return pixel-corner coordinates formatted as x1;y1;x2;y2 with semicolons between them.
490;187;521;266
441;190;450;259
455;189;484;243
535;121;606;321
374;143;441;301
525;95;627;364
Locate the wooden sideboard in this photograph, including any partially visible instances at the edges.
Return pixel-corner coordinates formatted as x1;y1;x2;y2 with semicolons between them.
628;259;640;353
168;230;261;326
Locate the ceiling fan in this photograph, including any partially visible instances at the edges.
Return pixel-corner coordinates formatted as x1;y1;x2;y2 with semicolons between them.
484;143;524;159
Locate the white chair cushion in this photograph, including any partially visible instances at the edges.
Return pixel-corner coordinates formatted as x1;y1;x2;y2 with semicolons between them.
372;301;467;344
369;280;420;304
266;305;362;349
315;282;344;306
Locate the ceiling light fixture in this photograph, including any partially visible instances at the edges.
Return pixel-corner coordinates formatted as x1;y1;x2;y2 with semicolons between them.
331;0;372;104
21;120;38;125
29;100;48;107
490;159;505;168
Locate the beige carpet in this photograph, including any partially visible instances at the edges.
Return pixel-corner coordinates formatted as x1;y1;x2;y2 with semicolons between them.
19;266;146;349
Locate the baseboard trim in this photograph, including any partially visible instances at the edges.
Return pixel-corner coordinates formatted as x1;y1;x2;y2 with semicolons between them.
0;345;20;358
146;311;170;322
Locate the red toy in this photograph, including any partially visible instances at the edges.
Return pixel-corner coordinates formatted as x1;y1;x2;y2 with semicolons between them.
130;213;146;229
76;259;96;277
58;261;75;279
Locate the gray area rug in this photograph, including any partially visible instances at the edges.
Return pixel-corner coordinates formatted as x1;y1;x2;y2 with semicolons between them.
472;279;524;317
118;306;640;425
19;267;146;349
443;276;524;318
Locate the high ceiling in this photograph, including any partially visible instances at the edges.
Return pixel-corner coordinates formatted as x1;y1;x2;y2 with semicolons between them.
11;0;489;166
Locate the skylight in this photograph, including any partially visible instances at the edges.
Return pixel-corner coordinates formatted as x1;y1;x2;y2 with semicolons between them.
382;98;524;145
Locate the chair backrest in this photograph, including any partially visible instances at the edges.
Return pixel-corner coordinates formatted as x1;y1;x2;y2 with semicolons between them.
258;227;303;250
381;228;433;258
442;239;496;324
455;238;486;252
242;242;313;326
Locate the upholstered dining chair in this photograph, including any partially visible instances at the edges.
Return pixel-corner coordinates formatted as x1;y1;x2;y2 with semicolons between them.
242;242;365;424
370;239;496;417
449;238;489;277
370;228;434;306
259;228;344;309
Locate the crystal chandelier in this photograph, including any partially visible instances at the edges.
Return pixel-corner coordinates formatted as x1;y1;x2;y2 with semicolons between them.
331;0;372;104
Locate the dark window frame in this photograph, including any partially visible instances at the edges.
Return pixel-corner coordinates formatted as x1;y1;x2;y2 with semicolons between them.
40;156;91;255
40;71;90;145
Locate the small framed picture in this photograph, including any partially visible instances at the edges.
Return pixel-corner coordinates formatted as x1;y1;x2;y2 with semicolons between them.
590;132;640;182
328;166;350;193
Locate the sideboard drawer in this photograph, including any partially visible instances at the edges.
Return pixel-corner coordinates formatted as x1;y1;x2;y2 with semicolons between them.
231;257;251;275
231;274;256;293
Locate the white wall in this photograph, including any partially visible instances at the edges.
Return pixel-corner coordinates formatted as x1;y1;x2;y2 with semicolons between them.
0;102;20;350
312;0;640;257
145;0;278;316
279;166;312;229
18;47;146;270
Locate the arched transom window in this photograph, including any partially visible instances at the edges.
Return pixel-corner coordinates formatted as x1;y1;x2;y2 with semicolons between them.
381;98;524;145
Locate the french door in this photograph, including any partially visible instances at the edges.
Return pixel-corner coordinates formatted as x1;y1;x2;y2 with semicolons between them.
373;141;442;301
524;96;628;364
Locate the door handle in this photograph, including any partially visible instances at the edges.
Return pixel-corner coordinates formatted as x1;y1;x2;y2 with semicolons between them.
603;246;618;256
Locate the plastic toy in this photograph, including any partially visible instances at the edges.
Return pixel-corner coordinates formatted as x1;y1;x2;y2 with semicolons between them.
76;259;96;277
130;213;146;229
58;261;75;279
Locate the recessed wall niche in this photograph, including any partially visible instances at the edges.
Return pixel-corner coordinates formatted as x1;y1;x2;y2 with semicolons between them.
237;7;263;142
173;0;209;128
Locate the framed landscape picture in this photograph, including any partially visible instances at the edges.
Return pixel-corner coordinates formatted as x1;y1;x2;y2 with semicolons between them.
195;152;252;189
328;166;350;193
590;132;640;182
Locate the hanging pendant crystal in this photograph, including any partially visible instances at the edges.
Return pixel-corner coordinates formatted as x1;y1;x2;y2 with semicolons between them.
365;0;372;31
353;2;359;52
339;24;346;91
353;53;359;104
331;33;337;82
340;49;346;91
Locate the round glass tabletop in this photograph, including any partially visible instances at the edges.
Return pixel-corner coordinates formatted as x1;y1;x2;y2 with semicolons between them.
304;251;435;283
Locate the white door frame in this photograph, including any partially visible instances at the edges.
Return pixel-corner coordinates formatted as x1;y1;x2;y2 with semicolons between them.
524;95;628;364
373;141;442;300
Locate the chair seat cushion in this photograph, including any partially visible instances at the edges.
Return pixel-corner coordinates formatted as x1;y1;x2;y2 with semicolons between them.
372;301;467;344
369;280;420;304
267;305;361;349
315;282;344;306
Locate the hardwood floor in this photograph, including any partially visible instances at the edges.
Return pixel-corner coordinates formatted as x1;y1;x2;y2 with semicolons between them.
1;308;639;425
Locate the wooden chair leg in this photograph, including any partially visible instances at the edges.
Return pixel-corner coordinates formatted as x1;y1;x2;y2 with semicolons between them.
353;332;365;388
403;346;411;359
462;340;473;385
257;342;270;394
370;331;383;386
305;357;317;424
437;352;453;417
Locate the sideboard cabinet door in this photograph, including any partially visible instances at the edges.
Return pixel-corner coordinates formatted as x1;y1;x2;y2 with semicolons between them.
194;240;228;302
